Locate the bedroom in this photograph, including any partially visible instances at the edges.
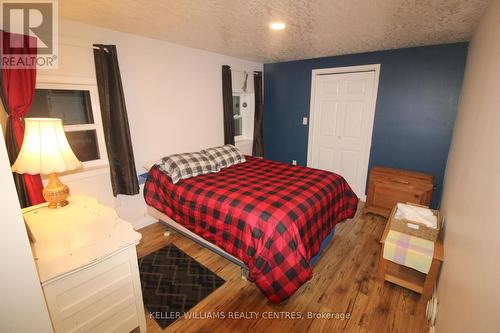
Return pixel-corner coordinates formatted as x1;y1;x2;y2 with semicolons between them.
0;0;499;332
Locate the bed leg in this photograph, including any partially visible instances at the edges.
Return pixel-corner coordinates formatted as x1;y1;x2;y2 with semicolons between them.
241;267;252;282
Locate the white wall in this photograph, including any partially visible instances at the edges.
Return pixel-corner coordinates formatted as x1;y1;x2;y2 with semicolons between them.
437;1;500;331
0;127;53;333
37;19;262;228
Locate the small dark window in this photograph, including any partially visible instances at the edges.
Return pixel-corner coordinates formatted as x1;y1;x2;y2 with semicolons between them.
65;130;100;162
30;89;94;125
28;88;102;163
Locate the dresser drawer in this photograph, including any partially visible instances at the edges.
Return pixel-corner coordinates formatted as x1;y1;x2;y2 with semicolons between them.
372;181;426;210
43;247;143;333
365;166;434;218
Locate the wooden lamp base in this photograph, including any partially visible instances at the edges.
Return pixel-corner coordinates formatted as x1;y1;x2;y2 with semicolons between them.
43;173;70;209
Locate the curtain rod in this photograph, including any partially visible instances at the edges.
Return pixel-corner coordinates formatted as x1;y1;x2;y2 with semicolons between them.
230;68;261;74
93;46;109;53
58;41;109;52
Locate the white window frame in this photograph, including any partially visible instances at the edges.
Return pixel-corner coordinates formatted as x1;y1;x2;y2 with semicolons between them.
34;79;108;170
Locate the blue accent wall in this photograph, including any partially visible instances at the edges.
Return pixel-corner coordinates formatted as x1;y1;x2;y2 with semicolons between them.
263;43;468;208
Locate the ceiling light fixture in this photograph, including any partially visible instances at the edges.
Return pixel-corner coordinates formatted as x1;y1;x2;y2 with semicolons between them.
269;22;286;30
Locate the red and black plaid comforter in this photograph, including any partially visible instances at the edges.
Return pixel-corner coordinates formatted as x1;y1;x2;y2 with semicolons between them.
144;156;358;302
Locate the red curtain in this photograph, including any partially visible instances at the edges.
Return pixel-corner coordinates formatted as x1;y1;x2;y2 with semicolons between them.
1;30;44;206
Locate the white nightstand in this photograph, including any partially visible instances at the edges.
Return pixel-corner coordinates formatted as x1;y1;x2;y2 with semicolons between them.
23;195;147;333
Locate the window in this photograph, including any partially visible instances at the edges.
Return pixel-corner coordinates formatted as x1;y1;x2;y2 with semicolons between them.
232;93;254;141
232;95;242;137
27;83;108;168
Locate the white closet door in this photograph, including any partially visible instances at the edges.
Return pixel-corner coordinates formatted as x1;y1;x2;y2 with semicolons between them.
309;70;377;198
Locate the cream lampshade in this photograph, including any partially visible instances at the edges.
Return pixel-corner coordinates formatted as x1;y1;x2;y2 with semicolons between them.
12;118;82;208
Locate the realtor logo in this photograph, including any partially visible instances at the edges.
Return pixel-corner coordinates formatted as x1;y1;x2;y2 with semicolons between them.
1;0;58;68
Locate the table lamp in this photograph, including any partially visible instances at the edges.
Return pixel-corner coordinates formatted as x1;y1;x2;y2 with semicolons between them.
12;118;82;208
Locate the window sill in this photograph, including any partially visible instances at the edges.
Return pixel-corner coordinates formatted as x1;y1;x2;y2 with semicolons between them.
42;163;110;183
235;137;253;144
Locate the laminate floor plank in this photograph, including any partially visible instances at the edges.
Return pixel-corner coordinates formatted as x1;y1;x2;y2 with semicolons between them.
137;203;429;333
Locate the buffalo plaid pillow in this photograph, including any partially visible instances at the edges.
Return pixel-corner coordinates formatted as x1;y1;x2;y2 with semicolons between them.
159;152;219;184
202;144;246;169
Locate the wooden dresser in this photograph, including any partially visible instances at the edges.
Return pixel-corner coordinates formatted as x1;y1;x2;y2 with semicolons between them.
24;196;146;333
365;167;434;218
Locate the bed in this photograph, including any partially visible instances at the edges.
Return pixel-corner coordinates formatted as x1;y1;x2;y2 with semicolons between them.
144;156;358;302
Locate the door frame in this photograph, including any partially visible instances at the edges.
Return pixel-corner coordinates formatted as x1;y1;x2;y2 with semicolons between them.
306;64;381;200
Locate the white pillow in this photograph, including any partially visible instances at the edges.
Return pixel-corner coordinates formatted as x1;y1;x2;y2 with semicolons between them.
201;144;246;169
159;152;219;184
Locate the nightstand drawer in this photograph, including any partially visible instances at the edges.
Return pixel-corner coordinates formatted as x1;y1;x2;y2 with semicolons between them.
61;284;137;333
43;247;142;333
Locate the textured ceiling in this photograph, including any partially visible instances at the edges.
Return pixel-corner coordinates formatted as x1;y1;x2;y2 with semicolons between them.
60;0;491;63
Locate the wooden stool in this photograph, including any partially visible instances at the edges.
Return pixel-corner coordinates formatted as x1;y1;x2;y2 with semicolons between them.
378;221;444;302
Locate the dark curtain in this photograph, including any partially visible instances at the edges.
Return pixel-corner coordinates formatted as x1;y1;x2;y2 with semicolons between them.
93;44;139;196
222;65;234;145
252;71;264;157
1;30;45;207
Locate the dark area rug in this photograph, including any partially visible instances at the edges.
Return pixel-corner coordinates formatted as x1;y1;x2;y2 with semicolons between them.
138;244;226;329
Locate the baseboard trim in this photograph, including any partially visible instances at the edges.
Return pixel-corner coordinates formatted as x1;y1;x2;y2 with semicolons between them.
132;215;158;230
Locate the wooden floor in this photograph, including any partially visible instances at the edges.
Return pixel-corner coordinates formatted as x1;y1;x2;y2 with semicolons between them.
136;205;429;333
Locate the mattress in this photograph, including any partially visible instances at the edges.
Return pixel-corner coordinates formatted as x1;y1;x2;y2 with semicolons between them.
144;156;358;302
